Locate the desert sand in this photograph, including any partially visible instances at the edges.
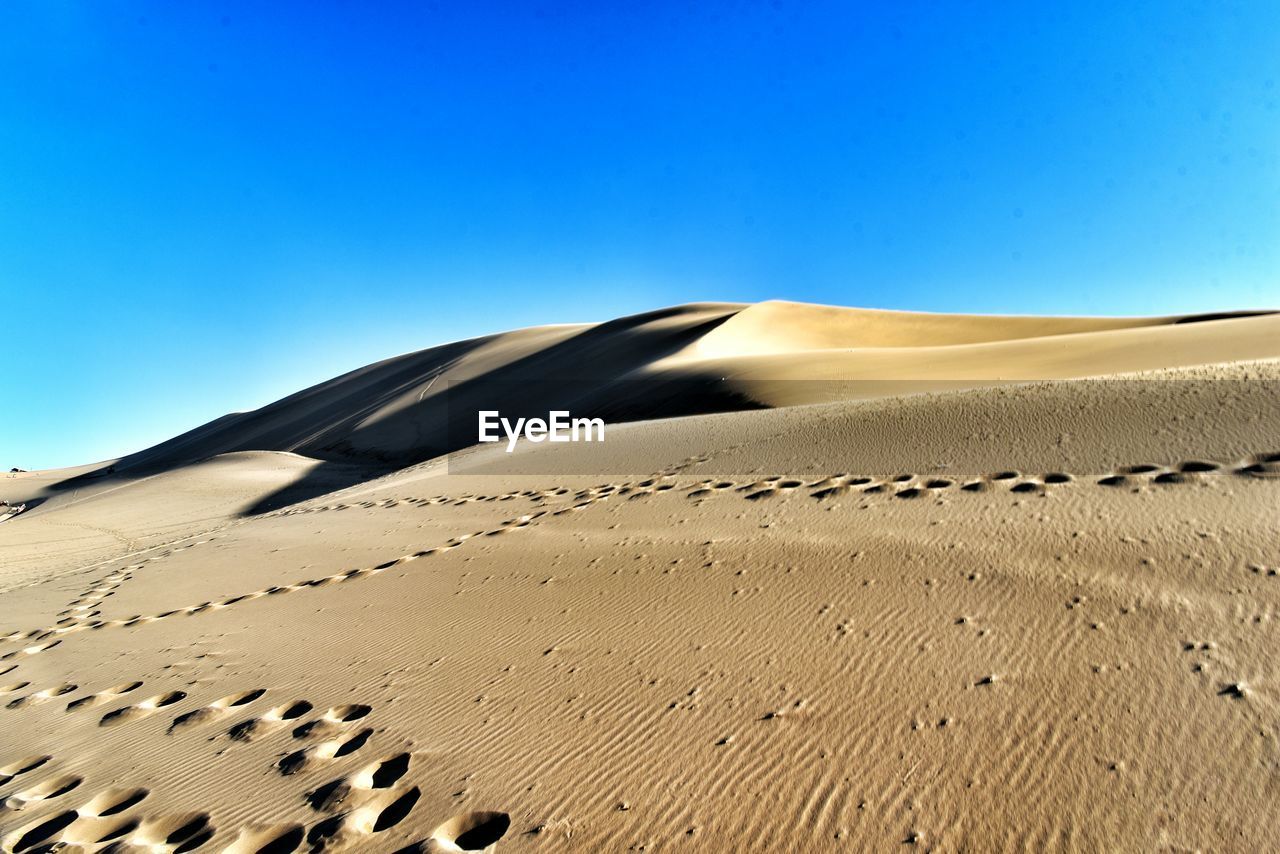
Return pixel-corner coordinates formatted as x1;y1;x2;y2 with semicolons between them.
1;301;1278;851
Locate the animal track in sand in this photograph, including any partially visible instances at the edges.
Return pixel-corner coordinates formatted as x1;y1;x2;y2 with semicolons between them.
99;690;187;727
169;688;267;732
228;700;314;741
277;727;374;776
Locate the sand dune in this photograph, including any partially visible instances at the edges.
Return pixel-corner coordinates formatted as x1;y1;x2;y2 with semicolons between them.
47;301;1278;477
1;301;1278;850
683;299;1196;356
660;301;1280;406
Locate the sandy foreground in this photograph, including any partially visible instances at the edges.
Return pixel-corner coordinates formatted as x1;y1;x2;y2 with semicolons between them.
1;302;1278;852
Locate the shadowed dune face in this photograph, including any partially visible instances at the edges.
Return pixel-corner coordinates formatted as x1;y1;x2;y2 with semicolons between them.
40;304;752;514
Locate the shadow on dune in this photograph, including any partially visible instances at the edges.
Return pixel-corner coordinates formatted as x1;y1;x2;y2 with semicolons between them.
0;496;48;522
39;335;495;507
235;460;399;515
45;304;757;516
1172;310;1275;324
238;305;748;514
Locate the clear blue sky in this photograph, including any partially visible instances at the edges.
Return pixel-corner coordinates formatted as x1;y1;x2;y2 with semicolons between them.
2;1;1278;470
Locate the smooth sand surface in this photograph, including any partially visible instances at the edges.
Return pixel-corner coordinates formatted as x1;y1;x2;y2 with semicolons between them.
1;302;1278;851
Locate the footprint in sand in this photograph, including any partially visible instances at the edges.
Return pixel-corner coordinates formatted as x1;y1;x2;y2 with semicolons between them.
0;639;60;661
228;700;314;741
0;755;51;787
119;812;216;851
744;478;802;500
223;823;306;853
1124;463;1161;474
6;683;78;710
408;810;512;852
1238;451;1280;477
305;752;412;811
304;785;421;850
66;680;145;712
169;688;267;732
79;786;150;817
3;773;83;811
3;787;149;849
809;476;872;500
291;704;373;740
1096;457;1240;487
276;727;374;776
99;690;187;727
5;803;213;853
